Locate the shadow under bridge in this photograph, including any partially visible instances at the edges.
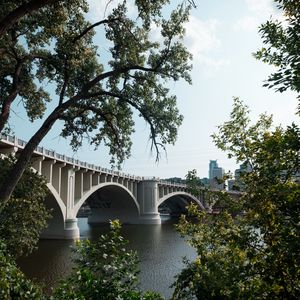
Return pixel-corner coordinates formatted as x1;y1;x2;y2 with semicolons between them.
158;191;205;217
76;183;140;225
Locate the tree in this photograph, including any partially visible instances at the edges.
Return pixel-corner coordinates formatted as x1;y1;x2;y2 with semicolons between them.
0;156;50;258
52;220;164;300
172;98;300;299
0;0;193;207
254;0;300;113
0;0;62;38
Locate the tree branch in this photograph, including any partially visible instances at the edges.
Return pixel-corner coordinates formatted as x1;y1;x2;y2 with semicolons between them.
84;89;165;161
0;60;24;132
0;0;61;37
73;18;119;43
82;64;164;93
62;102;122;149
59;58;69;105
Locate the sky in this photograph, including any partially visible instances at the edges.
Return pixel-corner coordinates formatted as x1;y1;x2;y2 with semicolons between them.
10;0;300;179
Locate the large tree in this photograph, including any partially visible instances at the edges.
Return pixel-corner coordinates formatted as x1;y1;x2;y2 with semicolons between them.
172;99;300;299
0;0;193;206
254;0;300;113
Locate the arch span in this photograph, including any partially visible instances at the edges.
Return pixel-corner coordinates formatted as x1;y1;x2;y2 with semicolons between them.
41;184;66;239
73;182;140;217
158;191;205;210
46;183;66;221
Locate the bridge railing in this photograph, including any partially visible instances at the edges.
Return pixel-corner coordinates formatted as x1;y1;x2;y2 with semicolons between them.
0;133;15;144
0;133;145;181
0;133;207;186
158;180;187;188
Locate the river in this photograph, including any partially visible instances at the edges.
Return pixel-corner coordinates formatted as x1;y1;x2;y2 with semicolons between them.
18;217;196;299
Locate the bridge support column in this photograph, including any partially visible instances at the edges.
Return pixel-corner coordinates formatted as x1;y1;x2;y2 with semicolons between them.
63;218;80;239
137;180;161;224
61;166;80;239
41;218;80;239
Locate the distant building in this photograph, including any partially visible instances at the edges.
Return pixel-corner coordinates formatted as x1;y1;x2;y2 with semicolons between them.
227;179;236;191
209;160;225;190
209;160;218;180
200;177;210;187
234;162;252;191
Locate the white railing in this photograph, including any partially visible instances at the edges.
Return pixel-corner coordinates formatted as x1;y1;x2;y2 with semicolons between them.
0;133;193;188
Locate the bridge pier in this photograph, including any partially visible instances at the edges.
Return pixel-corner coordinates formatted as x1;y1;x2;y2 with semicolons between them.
137;180;161;224
41;218;80;239
63;218;80;239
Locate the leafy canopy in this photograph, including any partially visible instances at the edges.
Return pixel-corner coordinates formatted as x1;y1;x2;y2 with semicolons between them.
0;0;193;166
254;0;300;113
0;0;194;205
172;99;300;300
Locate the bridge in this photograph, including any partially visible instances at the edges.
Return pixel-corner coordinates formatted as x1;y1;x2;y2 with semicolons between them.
0;134;207;239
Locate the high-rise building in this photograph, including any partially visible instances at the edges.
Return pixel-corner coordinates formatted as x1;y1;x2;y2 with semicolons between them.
234;162;252;191
209;160;218;179
209;160;225;190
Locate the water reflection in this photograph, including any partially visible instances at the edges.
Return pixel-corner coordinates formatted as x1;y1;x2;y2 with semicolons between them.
18;218;195;298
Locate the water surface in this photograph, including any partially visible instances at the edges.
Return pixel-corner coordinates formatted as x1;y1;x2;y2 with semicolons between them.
18;218;196;298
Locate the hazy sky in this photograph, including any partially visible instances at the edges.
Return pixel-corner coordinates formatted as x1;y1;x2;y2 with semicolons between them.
10;0;299;179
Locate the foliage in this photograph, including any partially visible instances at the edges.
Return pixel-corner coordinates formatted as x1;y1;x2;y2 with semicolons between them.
0;0;194;205
172;99;300;299
0;156;50;258
254;0;300;113
52;220;165;300
0;0;192;164
0;239;44;299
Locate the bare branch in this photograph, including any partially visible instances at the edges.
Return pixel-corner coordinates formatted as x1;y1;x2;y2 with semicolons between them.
73;18;119;43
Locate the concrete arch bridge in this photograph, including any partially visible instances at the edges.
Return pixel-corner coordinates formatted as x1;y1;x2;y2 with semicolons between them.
0;134;207;239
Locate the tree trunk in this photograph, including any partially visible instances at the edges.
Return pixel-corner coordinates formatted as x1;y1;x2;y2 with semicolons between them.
0;108;61;208
0;61;23;132
0;0;60;37
0;91;18;133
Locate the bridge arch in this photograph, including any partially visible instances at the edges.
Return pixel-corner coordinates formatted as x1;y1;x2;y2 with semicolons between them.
46;184;66;221
158;191;205;210
40;184;67;239
73;182;140;218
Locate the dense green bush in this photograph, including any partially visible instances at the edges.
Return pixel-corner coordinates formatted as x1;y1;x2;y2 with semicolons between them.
0;240;44;299
0;156;50;258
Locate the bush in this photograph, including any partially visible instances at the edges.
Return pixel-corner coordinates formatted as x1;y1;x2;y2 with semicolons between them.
52;220;165;300
0;240;43;299
0;156;50;258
